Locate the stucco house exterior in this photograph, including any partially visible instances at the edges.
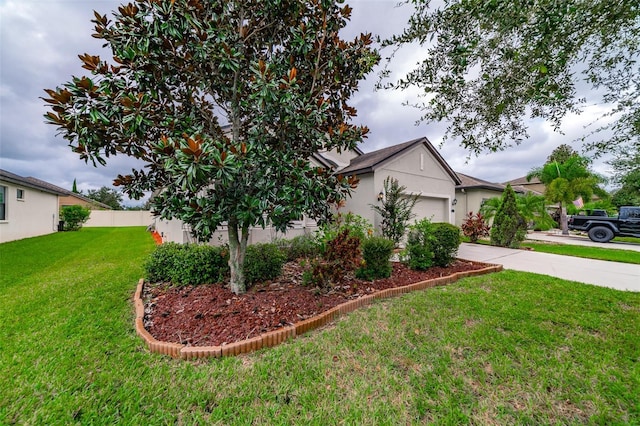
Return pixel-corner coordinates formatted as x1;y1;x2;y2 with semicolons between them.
454;172;526;226
155;137;461;244
0;170;66;243
340;137;460;230
22;177;112;211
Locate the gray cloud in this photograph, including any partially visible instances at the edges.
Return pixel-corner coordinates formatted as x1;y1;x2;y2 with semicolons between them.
0;0;615;206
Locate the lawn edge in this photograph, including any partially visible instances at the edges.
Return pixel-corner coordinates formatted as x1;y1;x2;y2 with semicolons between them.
133;261;503;360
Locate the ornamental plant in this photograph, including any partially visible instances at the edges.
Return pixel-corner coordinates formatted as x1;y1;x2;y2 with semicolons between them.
43;0;379;294
60;205;91;231
490;184;527;248
370;176;419;246
402;218;435;271
461;212;490;243
429;222;461;267
356;236;395;280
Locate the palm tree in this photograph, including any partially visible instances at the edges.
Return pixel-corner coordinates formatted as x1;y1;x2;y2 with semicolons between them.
480;192;555;230
527;155;607;234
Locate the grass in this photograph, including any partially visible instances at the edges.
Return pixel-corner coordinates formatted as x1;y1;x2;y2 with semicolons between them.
521;241;640;264
461;236;640;264
1;228;639;424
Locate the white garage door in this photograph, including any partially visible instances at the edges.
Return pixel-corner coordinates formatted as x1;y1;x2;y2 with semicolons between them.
408;196;448;223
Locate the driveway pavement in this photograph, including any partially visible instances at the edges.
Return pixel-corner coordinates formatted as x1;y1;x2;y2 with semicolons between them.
457;243;640;292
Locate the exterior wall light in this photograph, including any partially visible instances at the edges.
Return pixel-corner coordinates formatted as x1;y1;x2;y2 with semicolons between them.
377;191;384;202
452;198;458;206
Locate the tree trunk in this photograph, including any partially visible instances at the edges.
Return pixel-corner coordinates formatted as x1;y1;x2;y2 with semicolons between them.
560;203;569;235
228;221;249;294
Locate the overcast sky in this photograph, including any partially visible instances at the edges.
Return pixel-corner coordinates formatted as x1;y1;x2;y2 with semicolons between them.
0;0;615;206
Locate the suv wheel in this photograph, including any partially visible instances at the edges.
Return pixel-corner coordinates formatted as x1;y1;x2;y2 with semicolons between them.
588;226;614;243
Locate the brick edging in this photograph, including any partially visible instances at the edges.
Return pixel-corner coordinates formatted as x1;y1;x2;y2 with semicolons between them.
134;262;503;359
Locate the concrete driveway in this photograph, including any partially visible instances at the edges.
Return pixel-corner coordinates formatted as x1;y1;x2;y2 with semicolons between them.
458;243;640;292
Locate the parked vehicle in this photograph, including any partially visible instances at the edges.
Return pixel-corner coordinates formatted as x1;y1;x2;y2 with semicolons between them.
577;209;608;217
568;206;640;242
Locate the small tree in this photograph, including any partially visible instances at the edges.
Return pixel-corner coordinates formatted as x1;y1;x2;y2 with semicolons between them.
43;1;378;294
370;176;419;246
490;184;527;248
86;186;124;210
60;205;91;231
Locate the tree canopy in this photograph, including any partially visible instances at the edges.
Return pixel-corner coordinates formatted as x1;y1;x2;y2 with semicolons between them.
528;154;607;233
86;186;124;210
382;0;639;158
43;0;378;293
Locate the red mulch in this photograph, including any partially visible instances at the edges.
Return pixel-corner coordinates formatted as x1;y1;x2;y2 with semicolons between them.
143;260;491;347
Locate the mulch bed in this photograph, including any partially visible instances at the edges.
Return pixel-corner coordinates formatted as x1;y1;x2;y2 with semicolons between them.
143;259;492;347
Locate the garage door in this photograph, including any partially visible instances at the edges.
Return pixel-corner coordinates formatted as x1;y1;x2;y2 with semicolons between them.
407;196;448;223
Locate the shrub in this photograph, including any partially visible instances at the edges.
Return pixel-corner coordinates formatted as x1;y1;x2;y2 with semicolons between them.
461;212;490;243
244;243;286;285
276;234;320;261
144;243;229;285
317;212;372;252
490;184;528;248
370;176;419;246
430;223;461;267
356;237;395;280
402;218;435;270
304;229;361;288
60;205;91;231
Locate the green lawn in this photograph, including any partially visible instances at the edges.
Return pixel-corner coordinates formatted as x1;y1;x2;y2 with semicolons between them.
461;236;640;264
521;241;640;264
1;228;639;424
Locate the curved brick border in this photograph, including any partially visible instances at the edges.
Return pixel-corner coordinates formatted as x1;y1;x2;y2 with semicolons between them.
134;261;503;359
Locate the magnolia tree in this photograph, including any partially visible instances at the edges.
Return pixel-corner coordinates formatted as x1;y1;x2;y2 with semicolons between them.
44;0;379;294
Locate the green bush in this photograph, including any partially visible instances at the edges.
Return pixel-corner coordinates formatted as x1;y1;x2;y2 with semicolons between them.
430;223;461;267
144;243;229;285
244;243;287;285
275;234;320;261
317;212;372;253
60;205;91;231
402;218;435;271
356;237;395;280
490;184;528;248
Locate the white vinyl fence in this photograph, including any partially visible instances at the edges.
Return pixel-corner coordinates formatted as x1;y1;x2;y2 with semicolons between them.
85;210;154;227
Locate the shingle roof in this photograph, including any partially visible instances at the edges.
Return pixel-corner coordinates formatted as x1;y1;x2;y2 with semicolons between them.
455;172;506;191
505;175;541;185
455;172;528;194
338;137;461;185
0;169;66;196
24;176;112;209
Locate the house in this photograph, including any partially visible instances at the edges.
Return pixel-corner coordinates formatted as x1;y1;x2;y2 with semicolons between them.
0;170;66;243
155;136;461;243
339;137;461;229
504;176;545;195
454;172;525;226
21;177;112;211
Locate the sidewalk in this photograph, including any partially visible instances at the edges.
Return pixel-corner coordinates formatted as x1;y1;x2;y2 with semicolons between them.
458;243;640;292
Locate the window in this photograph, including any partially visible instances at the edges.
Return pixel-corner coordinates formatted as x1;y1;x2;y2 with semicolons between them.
0;186;6;220
17;188;24;201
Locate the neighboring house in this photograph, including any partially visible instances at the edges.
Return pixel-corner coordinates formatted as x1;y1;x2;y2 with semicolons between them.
504;176;545;195
22;177;112;211
156;136;461;243
0;170;66;243
454;172;526;226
